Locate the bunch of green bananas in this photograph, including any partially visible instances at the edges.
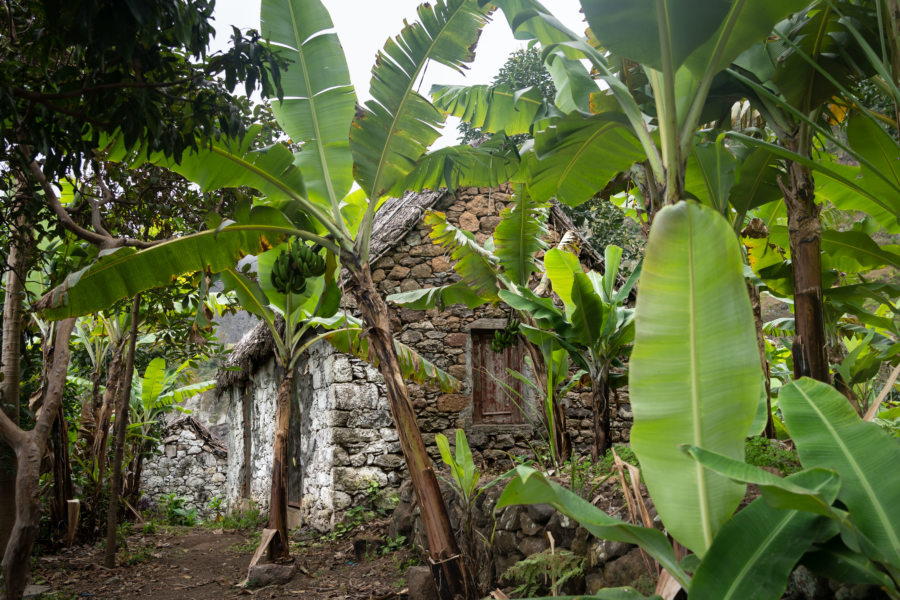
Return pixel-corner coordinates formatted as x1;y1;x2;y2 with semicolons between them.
270;239;327;295
491;317;520;353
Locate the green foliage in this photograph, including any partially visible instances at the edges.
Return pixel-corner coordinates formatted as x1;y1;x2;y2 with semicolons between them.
219;501;267;530
744;437;801;476
162;493;198;527
501;548;585;597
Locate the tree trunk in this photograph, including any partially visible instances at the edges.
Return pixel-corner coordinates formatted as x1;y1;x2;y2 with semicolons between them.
1;203;29;554
92;338;127;488
104;295;140;567
350;265;471;600
591;366;612;461
50;402;74;541
0;318;75;600
267;369;294;561
780;158;829;383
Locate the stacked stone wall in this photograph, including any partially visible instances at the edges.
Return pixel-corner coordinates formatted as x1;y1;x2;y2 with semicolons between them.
140;418;228;518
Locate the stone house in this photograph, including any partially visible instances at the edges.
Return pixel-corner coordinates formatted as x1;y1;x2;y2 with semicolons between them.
214;186;634;531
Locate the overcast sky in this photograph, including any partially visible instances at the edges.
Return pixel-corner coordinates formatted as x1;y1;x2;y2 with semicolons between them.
211;0;587;145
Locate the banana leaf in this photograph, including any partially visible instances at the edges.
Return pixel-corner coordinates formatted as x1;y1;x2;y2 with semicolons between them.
261;0;356;209
689;469;841;600
350;0;492;200
629;201;761;556
780;378;900;569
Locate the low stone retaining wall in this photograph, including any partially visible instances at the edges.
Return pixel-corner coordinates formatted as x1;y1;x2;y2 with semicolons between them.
389;475;658;595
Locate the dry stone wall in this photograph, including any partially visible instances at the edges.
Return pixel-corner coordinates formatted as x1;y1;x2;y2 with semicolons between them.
371;185;632;462
140;417;228;518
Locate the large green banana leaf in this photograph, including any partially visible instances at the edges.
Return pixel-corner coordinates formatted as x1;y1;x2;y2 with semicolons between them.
689;469;840;600
350;0;491;200
493;187;548;287
424;210;501;301
581;0;732;73
543;249;605;349
530;112;645;206
430;83;545;136
261;0;356;209
36;220;295;320
497;466;690;590
106;125;311;213
141;358;168;411
682;0;812;77
684;137;736;216
779;378;900;569
629;201;761;556
396;143;521;195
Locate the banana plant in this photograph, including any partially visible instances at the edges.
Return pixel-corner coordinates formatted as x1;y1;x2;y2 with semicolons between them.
498;202;900;598
33;1;514;595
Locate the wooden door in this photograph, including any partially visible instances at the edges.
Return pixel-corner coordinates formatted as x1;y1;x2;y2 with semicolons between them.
472;330;526;424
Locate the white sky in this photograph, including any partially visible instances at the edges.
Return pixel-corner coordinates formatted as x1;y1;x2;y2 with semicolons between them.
211;0;587;145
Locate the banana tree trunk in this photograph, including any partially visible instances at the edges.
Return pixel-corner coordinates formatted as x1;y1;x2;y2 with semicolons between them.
350;265;471;600
591;365;612;461
0;209;29;555
780;158;829;383
104;295;140;567
0;318;75;600
267;368;294;561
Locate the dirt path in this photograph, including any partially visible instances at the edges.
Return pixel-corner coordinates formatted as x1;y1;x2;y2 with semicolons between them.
33;520;415;600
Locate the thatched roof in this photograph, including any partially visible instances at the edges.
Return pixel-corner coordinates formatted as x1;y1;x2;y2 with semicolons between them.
368;189;452;266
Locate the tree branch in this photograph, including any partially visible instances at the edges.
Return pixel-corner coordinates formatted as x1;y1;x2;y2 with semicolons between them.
18;149;163;250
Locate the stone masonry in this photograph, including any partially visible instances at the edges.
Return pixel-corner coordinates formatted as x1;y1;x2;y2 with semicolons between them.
140;417;228;518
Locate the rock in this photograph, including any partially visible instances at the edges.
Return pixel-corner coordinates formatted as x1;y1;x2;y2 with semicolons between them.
436;393;470;412
407;566;439;600
602;549;650;588
458;211;480;232
518;511;544;536
389;501;415;539
494;529;518;555
526;503;556;525
494;552;524;580
23;584;52;599
248;563;295;588
519;535;549;557
389;265;411;280
446;333;468;347
784;565;833;600
591;539;633;566
585;570;606;595
432;255;452;272
410;263;433;278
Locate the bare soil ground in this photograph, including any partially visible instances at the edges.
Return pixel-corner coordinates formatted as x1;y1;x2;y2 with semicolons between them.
32;518;416;600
